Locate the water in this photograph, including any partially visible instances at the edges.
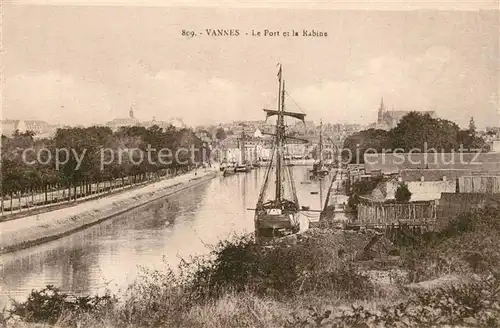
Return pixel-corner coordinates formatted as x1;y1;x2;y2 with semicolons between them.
0;167;331;307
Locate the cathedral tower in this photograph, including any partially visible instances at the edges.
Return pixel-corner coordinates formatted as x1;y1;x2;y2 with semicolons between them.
377;97;385;123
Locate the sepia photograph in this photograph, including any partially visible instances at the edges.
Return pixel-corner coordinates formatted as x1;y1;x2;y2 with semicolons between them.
1;1;499;327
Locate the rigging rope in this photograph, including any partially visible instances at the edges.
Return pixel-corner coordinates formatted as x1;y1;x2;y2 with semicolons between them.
257;143;276;204
285;90;307;115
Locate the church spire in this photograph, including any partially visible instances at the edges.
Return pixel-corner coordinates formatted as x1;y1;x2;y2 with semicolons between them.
129;105;134;119
378;97;385;123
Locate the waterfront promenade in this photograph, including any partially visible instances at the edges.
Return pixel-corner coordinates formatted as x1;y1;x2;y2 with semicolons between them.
0;169;217;254
0;170;185;219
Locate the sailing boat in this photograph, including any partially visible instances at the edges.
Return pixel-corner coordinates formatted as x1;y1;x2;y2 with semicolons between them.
254;65;308;242
235;124;251;172
311;119;329;177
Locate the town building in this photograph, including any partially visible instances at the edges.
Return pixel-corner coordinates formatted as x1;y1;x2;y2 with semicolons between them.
105;107;140;131
1;119;57;139
142;117;174;130
105;107;186;132
363;152;500;174
1;120;27;136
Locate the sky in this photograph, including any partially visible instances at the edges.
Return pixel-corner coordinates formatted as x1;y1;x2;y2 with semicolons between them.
3;2;499;128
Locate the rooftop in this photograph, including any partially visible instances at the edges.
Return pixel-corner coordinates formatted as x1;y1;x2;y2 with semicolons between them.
364;152;500;174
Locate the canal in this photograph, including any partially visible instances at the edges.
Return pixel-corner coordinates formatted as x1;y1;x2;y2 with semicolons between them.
0;166;332;307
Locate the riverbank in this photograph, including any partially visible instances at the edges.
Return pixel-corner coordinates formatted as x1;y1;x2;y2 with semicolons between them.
6;209;500;327
0;170;217;254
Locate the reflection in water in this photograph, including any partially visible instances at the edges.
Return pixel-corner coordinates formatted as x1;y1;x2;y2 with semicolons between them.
0;167;331;307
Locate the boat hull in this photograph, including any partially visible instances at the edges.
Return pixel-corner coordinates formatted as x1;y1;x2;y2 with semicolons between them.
254;211;309;242
312;170;329;176
223;168;236;176
235;165;251;172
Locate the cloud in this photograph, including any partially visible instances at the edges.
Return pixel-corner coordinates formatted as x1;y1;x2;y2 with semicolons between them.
289;46;487;127
129;70;255;126
3;72;112;125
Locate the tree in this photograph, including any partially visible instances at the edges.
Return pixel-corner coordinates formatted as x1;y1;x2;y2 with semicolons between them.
469;117;476;137
390;112;460;152
458;117;488;151
215;127;227;141
347;176;383;211
342;129;391;164
395;183;412;202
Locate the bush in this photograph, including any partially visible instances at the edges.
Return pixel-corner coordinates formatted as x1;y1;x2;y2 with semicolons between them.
8;232;378;328
347;176;383;211
185;233;374;301
395;183;411;202
400;207;500;282
287;275;500;327
10;285;116;326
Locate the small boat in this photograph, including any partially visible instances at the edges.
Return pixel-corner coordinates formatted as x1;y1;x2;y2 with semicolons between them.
223;166;236;177
312;163;329;176
235;163;251;172
310;191;319;195
311;119;330;177
234;125;251;173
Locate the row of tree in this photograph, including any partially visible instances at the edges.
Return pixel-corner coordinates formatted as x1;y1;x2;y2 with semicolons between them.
342;113;488;164
1;125;209;196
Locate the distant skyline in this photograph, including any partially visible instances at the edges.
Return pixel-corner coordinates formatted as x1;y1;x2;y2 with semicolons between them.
3;5;499;129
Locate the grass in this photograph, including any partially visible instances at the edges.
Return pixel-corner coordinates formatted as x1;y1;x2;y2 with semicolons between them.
5;207;500;327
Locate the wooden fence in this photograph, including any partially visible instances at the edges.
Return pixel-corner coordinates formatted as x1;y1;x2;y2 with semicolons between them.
355;201;438;228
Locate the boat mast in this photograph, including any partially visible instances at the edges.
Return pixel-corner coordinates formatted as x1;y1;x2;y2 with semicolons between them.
240;123;246;163
275;65;284;203
319;119;323;167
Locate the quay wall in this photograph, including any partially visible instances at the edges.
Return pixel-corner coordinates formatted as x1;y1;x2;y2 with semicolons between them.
0;171;216;254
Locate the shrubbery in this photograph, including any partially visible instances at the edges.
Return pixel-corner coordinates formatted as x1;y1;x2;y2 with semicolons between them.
394;183;411;202
399;206;500;282
8;285;116;327
8;232;375;327
347;176;383;211
287;275;500;327
8;207;500;327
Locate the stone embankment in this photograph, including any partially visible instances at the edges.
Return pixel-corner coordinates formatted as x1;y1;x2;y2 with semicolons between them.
0;170;216;254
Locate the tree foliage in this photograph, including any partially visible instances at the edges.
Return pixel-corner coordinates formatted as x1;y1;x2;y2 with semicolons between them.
215;127;227;141
346;176;383;211
0;125;207;196
395;182;412;202
342;112;488;164
468;116;476;136
342;129;391;164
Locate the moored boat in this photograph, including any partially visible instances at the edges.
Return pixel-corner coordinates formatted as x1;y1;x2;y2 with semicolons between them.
235;163;251;172
311;119;330;177
254;64;309;243
223;165;236;176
